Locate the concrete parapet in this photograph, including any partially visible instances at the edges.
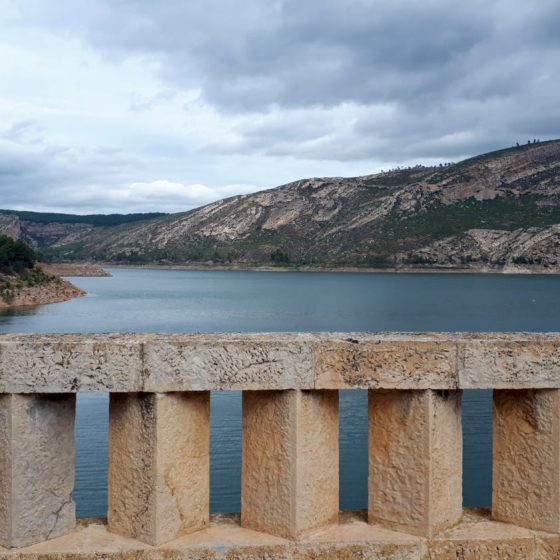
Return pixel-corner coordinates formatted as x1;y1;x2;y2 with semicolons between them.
368;389;463;537
0;394;76;548
1;332;560;392
1;332;560;553
242;390;339;538
108;392;210;545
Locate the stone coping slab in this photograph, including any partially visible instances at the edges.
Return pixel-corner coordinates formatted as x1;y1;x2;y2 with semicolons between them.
0;510;558;559
0;332;559;392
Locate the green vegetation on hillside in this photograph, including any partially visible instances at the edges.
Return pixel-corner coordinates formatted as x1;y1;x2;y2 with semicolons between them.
383;194;560;241
0;236;55;303
0;235;37;274
0;210;167;226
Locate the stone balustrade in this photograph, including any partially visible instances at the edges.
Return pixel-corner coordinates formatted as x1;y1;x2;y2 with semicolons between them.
0;332;560;558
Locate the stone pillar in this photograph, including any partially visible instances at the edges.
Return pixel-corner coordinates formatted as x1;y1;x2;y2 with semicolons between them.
108;392;210;546
0;394;76;549
242;390;339;539
493;389;560;532
368;389;462;537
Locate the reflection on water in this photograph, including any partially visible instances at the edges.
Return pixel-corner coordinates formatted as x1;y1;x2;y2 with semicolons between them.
0;305;39;318
2;269;557;517
75;393;108;518
210;392;242;513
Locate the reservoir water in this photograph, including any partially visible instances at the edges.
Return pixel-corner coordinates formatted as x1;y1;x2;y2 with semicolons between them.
1;268;559;518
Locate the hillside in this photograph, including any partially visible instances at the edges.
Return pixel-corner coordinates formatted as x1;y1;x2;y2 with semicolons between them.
0;211;166;251
1;140;560;271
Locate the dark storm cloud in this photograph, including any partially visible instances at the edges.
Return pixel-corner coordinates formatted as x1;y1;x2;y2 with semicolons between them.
27;0;558;162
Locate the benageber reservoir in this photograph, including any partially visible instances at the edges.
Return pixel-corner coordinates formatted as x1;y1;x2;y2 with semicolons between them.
1;267;560;518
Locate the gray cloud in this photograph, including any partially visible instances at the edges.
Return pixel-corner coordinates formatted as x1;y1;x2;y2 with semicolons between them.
1;0;559;212
31;0;558;155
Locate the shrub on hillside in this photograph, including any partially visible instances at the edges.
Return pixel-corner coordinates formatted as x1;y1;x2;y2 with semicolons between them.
0;235;37;274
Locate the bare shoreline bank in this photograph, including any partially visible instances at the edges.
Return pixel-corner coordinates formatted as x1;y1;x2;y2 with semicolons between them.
40;262;111;277
102;263;560;275
0;277;86;309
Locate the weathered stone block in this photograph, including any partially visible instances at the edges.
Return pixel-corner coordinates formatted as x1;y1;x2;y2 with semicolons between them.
536;533;560;560
108;392;210;546
0;394;76;548
458;336;560;389
142;334;315;391
2;332;560;393
315;336;458;390
426;509;538;560
242;390;339;539
0;334;144;393
493;389;560;532
368;389;462;537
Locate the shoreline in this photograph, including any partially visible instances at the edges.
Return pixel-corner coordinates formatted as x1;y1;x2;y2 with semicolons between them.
40;262;112;277
0;277;86;309
102;263;560;275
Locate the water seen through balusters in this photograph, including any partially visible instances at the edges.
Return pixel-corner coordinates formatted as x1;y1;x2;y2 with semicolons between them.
1;268;558;517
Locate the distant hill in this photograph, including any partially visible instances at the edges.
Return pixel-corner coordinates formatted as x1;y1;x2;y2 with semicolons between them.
0;210;167;227
1;140;559;271
0;211;167;252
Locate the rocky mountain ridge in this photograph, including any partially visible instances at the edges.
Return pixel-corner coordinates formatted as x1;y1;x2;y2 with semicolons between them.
1;140;559;270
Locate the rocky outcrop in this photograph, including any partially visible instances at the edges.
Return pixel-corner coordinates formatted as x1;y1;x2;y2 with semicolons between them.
402;224;560;268
0;277;85;309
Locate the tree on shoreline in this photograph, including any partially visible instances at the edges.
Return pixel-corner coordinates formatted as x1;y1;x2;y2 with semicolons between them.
0;235;37;274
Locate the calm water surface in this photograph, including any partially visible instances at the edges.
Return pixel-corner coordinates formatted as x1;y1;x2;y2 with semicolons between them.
1;268;559;517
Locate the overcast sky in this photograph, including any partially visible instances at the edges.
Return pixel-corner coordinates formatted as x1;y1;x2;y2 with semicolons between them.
1;0;559;214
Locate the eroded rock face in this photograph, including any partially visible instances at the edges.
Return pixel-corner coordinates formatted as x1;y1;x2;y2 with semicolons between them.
404;224;560;268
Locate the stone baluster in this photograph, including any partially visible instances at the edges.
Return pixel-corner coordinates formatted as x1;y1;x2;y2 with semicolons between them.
368;389;463;537
493;389;560;532
0;394;76;548
242;390;339;539
108;392;210;546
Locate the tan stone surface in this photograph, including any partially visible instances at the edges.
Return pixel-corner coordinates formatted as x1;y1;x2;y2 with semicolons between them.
2;332;560;392
493;389;560;532
2;510;558;559
242;390;339;539
536;533;560;560
427;509;539;559
315;338;457;389
0;394;76;548
0;335;144;393
368;389;463;537
109;392;210;545
142;334;315;391
459;337;560;388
